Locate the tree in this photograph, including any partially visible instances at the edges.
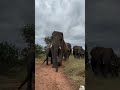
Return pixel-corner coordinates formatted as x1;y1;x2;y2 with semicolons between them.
0;41;18;73
22;24;35;47
44;36;52;45
35;44;45;57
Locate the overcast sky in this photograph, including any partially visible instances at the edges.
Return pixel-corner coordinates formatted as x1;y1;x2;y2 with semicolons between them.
35;0;85;49
86;0;120;56
0;0;34;49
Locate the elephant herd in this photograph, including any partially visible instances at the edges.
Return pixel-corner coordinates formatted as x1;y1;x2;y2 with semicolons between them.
86;45;120;77
73;46;85;59
18;31;84;90
17;31;120;90
43;31;85;72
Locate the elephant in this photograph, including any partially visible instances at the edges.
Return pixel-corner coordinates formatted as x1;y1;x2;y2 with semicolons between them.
43;43;70;65
50;31;65;72
80;48;85;59
63;43;72;61
43;45;52;65
18;45;35;90
66;43;72;56
90;47;119;77
73;46;84;59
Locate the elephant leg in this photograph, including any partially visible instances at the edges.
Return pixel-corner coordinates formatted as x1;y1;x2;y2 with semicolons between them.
52;58;57;68
91;60;98;76
26;69;33;90
56;61;58;72
115;66;119;77
110;65;114;77
58;60;62;66
52;52;55;68
113;65;119;77
51;57;53;64
43;56;48;65
53;59;58;72
46;58;48;65
52;60;56;68
74;55;75;58
102;64;108;78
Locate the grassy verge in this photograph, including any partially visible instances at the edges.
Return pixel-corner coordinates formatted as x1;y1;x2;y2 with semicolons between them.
86;68;120;90
63;55;85;90
35;54;45;64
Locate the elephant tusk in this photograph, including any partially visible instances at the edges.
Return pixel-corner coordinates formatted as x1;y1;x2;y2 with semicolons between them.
59;47;61;49
50;44;52;48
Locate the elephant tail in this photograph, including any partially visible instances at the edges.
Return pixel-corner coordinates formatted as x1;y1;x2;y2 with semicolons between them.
18;76;28;90
42;59;47;64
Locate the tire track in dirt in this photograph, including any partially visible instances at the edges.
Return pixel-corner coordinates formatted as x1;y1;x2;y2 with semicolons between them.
35;63;73;90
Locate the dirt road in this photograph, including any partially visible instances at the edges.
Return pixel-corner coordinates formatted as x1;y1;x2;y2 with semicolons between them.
35;62;74;90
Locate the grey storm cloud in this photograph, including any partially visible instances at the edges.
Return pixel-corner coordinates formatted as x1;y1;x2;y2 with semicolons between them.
86;0;120;53
0;0;34;49
35;0;85;49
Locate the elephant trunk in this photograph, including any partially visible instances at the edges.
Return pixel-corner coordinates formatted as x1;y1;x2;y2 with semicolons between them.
52;46;62;72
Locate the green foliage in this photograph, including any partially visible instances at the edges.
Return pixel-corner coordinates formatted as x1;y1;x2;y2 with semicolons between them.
44;36;52;45
0;41;19;73
35;44;45;57
22;24;35;46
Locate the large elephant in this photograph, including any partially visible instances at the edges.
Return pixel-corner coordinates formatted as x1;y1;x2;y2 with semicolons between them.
43;43;70;65
18;45;35;90
50;31;65;72
73;46;84;59
90;47;119;77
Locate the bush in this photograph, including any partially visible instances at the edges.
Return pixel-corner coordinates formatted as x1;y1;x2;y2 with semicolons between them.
35;44;45;57
0;41;19;74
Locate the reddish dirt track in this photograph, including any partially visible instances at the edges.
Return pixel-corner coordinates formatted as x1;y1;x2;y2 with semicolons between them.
35;63;73;90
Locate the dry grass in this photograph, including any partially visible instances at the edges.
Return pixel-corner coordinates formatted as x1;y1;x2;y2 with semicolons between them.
63;55;85;90
86;68;120;90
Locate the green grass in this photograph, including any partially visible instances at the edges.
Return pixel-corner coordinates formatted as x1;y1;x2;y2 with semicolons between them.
35;54;45;64
63;55;85;90
86;68;120;90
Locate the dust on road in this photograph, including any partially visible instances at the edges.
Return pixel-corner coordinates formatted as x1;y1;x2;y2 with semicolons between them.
35;62;74;90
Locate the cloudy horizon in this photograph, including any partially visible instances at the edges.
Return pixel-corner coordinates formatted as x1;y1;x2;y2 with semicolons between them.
0;0;34;49
35;0;85;49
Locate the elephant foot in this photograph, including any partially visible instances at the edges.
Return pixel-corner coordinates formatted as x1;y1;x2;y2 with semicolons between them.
58;62;62;66
52;65;55;68
56;68;58;72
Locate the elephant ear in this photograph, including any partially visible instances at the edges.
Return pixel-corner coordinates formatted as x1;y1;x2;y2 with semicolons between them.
61;33;63;36
52;31;56;36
